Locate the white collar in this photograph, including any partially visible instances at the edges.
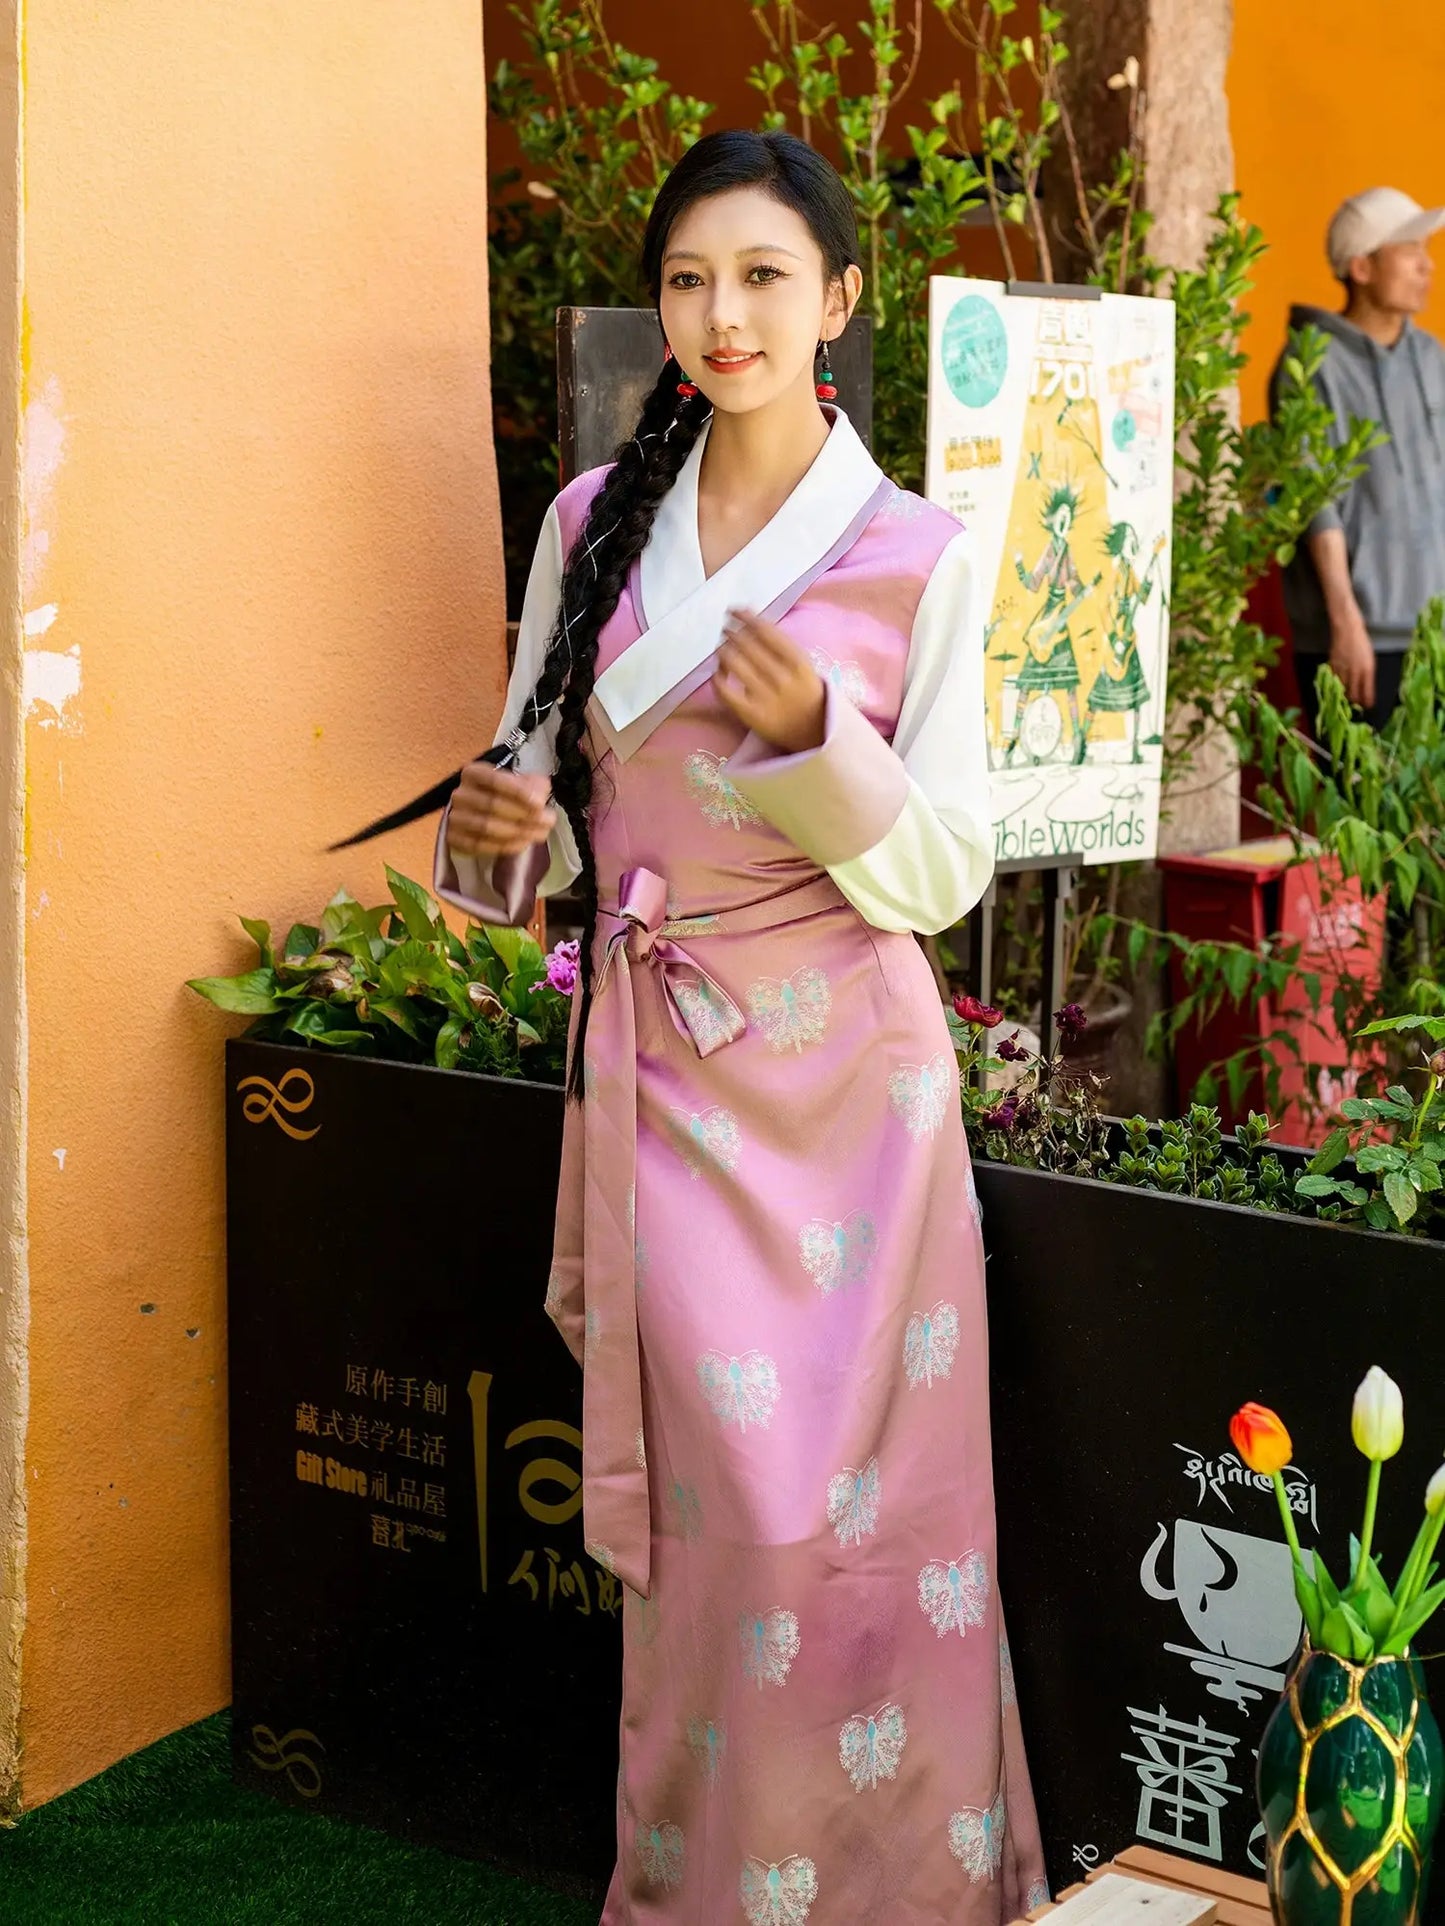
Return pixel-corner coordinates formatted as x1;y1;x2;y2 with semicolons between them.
590;403;885;749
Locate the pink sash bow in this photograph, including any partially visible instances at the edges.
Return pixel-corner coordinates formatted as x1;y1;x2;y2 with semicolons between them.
576;863;847;1598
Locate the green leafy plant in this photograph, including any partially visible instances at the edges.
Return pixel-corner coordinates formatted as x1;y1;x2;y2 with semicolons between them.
950;992;1444;1242
1252;598;1445;1010
188;868;574;1084
1296;1015;1445;1233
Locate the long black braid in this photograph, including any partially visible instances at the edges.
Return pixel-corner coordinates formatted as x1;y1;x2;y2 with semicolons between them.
540;370;710;1102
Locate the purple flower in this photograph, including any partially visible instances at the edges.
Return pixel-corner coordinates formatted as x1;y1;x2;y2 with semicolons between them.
1054;1002;1088;1042
531;938;581;997
981;1096;1018;1131
996;1031;1029;1064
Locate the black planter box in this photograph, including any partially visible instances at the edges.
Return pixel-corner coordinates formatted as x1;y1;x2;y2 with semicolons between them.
976;1156;1443;1893
227;1036;1442;1903
225;1038;613;1899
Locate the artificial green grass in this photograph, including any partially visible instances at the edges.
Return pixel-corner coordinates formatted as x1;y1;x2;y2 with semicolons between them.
0;1712;597;1924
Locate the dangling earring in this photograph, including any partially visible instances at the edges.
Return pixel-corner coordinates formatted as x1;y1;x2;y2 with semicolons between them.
815;338;837;402
663;339;699;399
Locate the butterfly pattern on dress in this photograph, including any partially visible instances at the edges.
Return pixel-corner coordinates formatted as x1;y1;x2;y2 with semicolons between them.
1000;1633;1017;1709
671;1105;743;1179
738;1606;801;1688
685;749;764;830
903;1299;960;1387
634;1426;647;1472
826;1456;881;1548
635;1819;686;1890
585;1538;616;1575
696;1350;781;1432
838;1700;908;1791
666;1477;704;1542
1026;1877;1053;1912
798;1211;877;1295
948;1785;1007;1883
670;974;744;1054
887;1053;957;1141
584;1307;601;1363
739;1854;819;1925
746;967;832;1054
918;1548;990;1639
685;1715;727;1789
878;484;929;522
806;646;870;708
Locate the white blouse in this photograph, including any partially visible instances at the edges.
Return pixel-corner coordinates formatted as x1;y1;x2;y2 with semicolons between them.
439;407;994;936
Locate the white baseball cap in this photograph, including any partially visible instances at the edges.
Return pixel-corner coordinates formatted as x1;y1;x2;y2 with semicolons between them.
1327;186;1445;277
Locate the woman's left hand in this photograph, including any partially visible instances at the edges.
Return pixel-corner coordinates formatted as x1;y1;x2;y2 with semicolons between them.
715;608;827;754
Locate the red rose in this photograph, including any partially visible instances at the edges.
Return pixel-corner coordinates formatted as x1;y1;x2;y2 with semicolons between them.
954;993;1004;1029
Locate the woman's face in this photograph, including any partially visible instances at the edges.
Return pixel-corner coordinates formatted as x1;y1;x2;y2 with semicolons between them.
657;185;860;416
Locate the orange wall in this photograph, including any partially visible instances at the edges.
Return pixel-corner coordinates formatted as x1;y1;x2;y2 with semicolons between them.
15;1;502;1804
1230;3;1445;420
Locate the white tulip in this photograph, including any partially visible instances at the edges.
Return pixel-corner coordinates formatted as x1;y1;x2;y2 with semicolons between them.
1351;1366;1405;1462
1427;1463;1445;1518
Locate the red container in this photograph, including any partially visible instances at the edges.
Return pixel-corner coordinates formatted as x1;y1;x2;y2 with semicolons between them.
1158;836;1386;1147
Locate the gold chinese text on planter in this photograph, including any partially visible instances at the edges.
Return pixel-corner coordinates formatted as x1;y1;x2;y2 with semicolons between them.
237;1068;320;1141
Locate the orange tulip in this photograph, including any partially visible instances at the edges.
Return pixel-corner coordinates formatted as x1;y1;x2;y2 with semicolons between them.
1229;1402;1293;1476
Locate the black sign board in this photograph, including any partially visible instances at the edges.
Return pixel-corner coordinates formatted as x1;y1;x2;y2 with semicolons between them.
977;1157;1443;1898
226;1039;616;1899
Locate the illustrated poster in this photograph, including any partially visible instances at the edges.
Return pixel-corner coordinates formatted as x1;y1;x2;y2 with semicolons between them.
925;278;1176;867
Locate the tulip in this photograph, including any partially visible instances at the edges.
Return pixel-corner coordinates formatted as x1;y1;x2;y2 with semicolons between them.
1351;1366;1404;1462
1350;1367;1404;1591
1229;1402;1293;1476
954;993;1004;1029
1385;1461;1445;1640
1229;1402;1310;1614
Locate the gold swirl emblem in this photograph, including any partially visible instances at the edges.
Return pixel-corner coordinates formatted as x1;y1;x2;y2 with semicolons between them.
245;1723;326;1798
237;1069;320;1141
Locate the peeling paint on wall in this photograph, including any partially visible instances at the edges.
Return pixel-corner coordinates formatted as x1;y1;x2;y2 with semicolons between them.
20;377;76;729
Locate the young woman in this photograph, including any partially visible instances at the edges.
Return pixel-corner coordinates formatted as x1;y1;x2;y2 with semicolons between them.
438;129;1047;1925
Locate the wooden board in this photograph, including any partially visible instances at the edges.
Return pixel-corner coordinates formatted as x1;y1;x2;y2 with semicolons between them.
1012;1848;1271;1926
1035;1872;1215;1923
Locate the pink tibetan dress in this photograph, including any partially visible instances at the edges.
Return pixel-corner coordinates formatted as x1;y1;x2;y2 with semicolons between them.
436;404;1048;1924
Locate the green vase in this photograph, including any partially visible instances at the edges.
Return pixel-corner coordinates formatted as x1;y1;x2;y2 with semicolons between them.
1257;1641;1443;1925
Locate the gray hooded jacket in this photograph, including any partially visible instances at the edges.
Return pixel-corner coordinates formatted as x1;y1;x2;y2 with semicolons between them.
1268;306;1445;654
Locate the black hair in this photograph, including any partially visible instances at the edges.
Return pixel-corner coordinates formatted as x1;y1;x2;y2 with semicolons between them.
513;129;861;1101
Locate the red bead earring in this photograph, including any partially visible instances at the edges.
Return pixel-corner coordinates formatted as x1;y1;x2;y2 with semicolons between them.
664;339;699;399
816;338;837;402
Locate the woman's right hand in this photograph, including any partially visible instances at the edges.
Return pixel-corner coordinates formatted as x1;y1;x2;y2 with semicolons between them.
446;760;558;858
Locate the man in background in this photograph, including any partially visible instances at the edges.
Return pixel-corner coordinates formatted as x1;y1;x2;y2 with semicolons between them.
1270;186;1445;734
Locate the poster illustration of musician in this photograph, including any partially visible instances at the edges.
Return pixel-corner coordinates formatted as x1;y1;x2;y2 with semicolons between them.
925;278;1176;866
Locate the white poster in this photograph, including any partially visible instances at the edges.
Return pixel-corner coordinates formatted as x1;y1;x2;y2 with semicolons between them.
925;278;1176;866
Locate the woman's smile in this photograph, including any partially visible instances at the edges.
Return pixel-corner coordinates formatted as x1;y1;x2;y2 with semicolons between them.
703;349;764;373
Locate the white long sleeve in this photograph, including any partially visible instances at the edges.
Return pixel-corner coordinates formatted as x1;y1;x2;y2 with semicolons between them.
433;497;582;924
726;529;995;934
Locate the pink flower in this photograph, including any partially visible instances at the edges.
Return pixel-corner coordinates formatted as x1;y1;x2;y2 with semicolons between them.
531;938;581;997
